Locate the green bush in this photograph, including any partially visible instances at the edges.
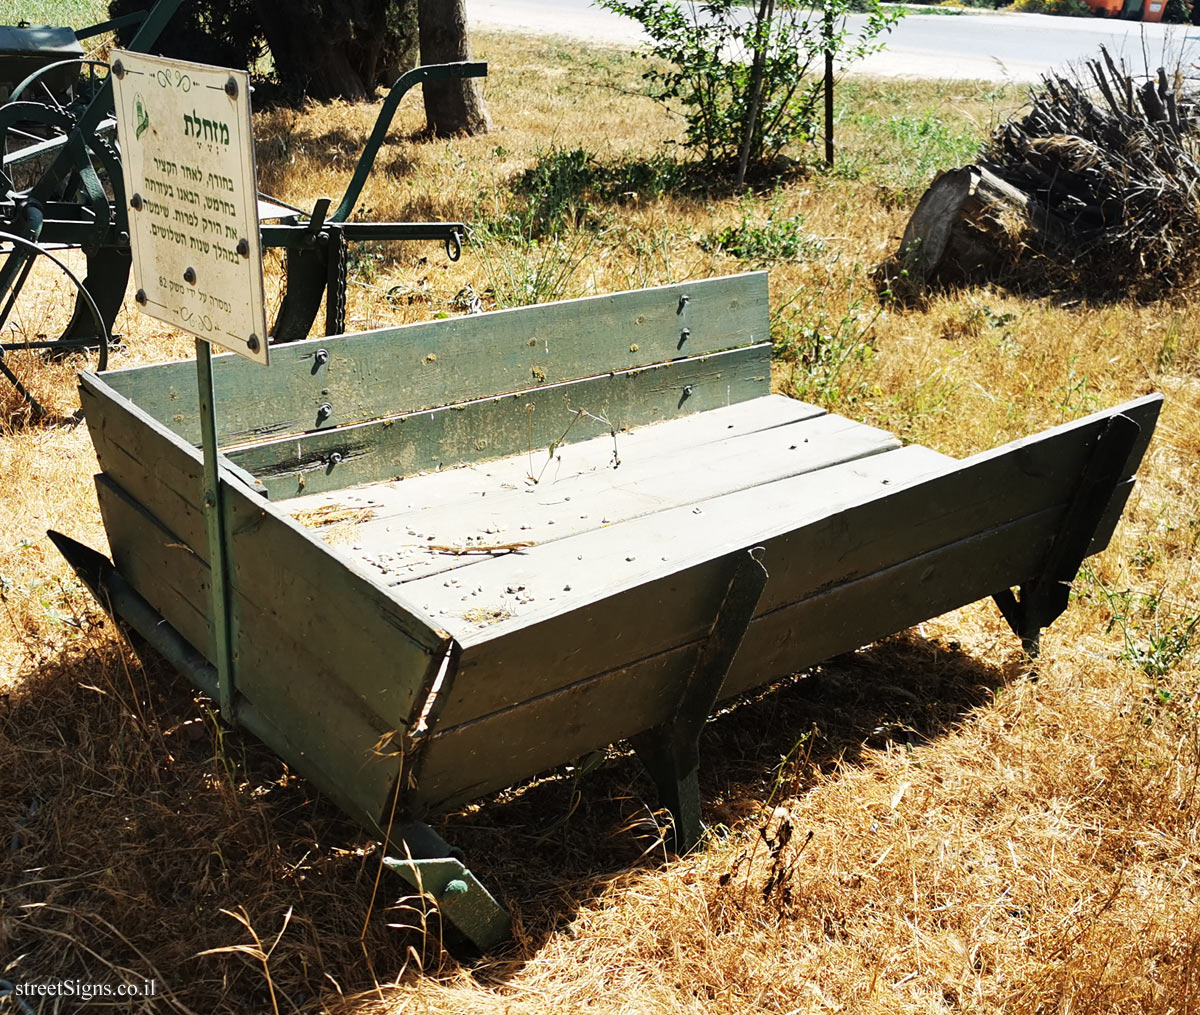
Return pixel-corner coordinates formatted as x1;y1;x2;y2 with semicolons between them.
1164;0;1191;23
701;209;825;264
1009;0;1094;16
596;0;902;175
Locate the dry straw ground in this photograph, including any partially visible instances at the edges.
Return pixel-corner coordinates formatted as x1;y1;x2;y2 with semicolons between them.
2;25;1200;1015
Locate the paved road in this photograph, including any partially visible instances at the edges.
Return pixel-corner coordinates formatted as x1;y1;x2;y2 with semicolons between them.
471;0;1200;81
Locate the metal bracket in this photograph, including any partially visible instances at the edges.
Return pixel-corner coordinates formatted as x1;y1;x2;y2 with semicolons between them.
631;545;769;852
993;412;1141;656
382;821;510;951
305;196;331;241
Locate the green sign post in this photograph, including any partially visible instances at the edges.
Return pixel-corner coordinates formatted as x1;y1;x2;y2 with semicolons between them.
112;51;269;724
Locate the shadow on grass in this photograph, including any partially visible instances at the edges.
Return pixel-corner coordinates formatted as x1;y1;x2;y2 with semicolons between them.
435;628;1023;962
483;146;807;242
2;616;1021;1008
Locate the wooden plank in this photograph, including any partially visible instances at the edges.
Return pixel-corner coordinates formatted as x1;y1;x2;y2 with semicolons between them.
103;273;770;446
422;446;949;726
79;372;447;731
408;488;1130;814
227;343;773;498
339;410;902;588
95;474;405;827
281;393;825;518
425;394;1160;730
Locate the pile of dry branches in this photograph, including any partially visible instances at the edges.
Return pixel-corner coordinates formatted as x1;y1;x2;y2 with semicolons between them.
987;48;1200;297
882;47;1200;302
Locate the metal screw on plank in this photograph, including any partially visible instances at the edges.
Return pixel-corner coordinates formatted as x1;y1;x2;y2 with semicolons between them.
246;334;260;353
129;193;143;211
111;59;124;78
329;452;342;466
224;76;239;98
314;348;329;366
317;402;333;421
682;384;694;398
203;491;216;508
678;294;690;313
135;289;147;305
183;266;197;284
678;327;690;350
236;238;250;258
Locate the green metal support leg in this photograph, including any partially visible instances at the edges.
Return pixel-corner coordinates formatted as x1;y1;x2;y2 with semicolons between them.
49;530;510;952
993;412;1142;655
631;545;769;852
58;247;131;345
382;822;511;951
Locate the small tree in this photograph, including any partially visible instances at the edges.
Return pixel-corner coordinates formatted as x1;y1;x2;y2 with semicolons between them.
596;0;901;175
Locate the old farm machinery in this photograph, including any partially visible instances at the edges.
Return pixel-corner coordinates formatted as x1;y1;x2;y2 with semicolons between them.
0;0;483;416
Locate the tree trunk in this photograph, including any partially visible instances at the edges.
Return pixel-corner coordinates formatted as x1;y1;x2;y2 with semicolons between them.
875;164;1072;301
254;0;417;102
254;1;367;101
418;0;491;136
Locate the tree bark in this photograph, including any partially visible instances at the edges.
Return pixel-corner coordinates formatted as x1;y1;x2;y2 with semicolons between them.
875;164;1073;301
254;2;367;101
418;0;491;136
254;0;417;102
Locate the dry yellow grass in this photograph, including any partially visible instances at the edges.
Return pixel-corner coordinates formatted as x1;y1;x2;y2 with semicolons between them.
2;29;1199;1014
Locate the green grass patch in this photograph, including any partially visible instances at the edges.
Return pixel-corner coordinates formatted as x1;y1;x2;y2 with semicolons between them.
0;0;106;27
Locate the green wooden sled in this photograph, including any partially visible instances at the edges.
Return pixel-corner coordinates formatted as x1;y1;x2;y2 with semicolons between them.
51;271;1162;950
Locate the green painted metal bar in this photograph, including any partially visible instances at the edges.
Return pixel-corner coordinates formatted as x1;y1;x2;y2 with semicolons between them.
329;61;487;224
75;10;149;41
259;221;469;247
196;339;237;723
992;411;1142;656
27;0;183;204
382;853;511;951
630;545;770;852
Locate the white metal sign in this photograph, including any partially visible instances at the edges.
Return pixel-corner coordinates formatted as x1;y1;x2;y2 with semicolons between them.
111;50;268;364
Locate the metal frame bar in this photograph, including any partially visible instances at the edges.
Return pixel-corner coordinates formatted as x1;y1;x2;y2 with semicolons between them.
993;411;1142;655
631;545;769;852
196;340;237;722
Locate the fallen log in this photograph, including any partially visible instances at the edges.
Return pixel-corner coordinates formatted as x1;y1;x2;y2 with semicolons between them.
877;46;1200;304
875;164;1072;300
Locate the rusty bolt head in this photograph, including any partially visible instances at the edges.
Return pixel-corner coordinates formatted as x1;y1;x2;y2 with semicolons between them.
246;334;260;353
236;237;250;258
183;266;197;284
135;288;147;305
129;193;143;211
224;76;239;98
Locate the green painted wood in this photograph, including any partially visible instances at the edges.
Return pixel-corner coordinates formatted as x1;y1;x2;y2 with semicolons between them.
95;474;406;827
344;410;900;589
412;646;697;814
409;477;1140;814
420;394;1160;733
281;393;825;519
419;446;948;728
79;371;447;733
227;343;772;498
102;273;770;446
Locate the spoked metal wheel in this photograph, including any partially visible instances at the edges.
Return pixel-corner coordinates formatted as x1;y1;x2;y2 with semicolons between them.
0;233;109;423
2;58;113;195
